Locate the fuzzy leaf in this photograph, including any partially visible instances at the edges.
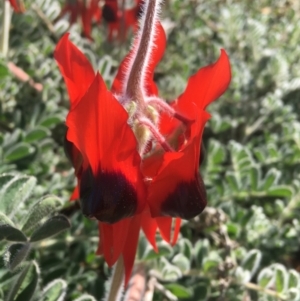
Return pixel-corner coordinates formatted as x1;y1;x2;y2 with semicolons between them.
24;127;50;143
172;254;190;273
4;143;35;162
15;262;39;301
267;186;293;198
164;283;192;298
0;175;36;216
274;264;288;293
0;224;27;242
242;249;262;279
22;195;64;234
73;295;97;301
41;279;67;301
30;215;70;242
5;243;31;270
5;263;31;301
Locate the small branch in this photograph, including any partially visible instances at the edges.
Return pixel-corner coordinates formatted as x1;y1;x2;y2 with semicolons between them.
31;4;56;35
244;115;267;138
244;282;287;300
7;62;43;91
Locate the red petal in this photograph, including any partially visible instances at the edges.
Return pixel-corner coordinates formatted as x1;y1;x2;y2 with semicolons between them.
155;217;180;245
172;218;181;245
111;22;166;96
97;219;130;266
140;209;158;251
70;186;79;201
156;217;172;242
122;215;141;286
66;74;146;223
159;50;230;141
81;6;93;40
54;34;95;109
178;49;231;112
9;0;25;13
146;129;207;219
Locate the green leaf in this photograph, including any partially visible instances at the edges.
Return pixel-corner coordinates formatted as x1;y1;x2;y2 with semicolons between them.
226;222;240;238
194;283;210;300
202;258;219;273
161;264;182;281
0;63;9;78
266;186;293;198
4;143;35;162
0;174;15;190
0;175;36;216
0;224;27;242
209;140;226;164
5;263;31;301
258;267;274;289
274;264;288;293
24;127;50;143
22;196;64;234
143;241;172;260
41;279;67;301
178;238;193;259
194;239;210;268
172;254;190;273
30;215;70;242
39;115;62;128
288;270;300;289
0;212;15;227
262;168;281;190
249;165;261;191
15;262;39;301
5;243;31;270
241;249;262;278
164;283;192;298
73;295;97;301
225;172;240;191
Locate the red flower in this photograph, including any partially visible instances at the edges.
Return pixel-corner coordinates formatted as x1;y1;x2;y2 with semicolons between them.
54;0;231;285
102;0;141;41
8;0;25;13
56;0;141;41
56;0;101;40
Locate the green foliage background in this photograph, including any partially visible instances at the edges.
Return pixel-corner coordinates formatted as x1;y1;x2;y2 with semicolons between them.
1;0;300;300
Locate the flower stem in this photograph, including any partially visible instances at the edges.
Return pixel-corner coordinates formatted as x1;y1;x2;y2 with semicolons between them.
0;0;12;57
126;0;161;105
105;257;124;301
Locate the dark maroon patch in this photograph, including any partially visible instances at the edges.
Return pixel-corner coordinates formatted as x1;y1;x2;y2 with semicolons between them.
102;4;118;23
79;167;137;224
161;173;207;219
63;134;74;163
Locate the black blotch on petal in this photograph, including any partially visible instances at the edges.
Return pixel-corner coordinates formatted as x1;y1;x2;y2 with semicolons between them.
161;173;207;219
80;167;137;224
102;4;118;23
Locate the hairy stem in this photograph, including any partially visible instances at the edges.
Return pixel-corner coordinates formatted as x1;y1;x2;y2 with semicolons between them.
126;0;160;105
